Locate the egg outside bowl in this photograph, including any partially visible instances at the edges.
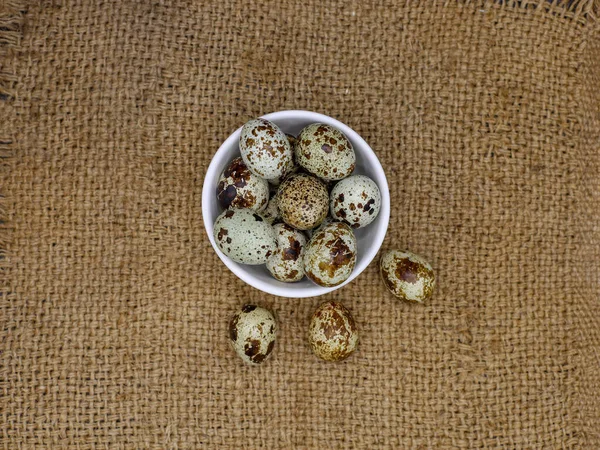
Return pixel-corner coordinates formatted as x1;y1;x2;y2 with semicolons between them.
202;110;390;298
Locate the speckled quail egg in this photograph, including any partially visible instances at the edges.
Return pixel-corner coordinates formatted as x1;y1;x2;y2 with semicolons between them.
229;304;277;365
266;224;307;282
308;301;359;362
239;118;293;180
296;123;355;181
304;222;357;287
277;173;329;230
261;194;281;225
267;134;299;186
216;157;269;211
380;250;435;302
330;175;381;229
213;209;276;264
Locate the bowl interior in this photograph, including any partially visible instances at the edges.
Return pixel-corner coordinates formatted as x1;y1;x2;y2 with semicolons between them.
202;111;390;298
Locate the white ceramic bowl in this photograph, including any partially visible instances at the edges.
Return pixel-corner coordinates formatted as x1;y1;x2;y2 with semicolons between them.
202;110;390;298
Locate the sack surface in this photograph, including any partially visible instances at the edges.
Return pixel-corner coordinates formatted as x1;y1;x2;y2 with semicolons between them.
1;1;599;448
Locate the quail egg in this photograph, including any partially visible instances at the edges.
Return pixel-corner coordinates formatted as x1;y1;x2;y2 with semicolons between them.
229;304;277;365
266;224;307;282
261;193;281;225
239;118;293;180
308;301;359;361
216;157;269;211
304;222;357;287
380;250;435;302
296;123;355;181
277;173;329;230
330;175;381;229
213;209;276;264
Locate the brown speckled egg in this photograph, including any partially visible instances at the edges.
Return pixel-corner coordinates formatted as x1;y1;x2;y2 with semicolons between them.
303;222;357;287
239;118;293;180
330;175;381;229
277;173;329;230
213;209;276;264
296;123;355;181
229;304;277;365
261;193;281;225
267;224;306;282
380;250;435;302
308;301;358;362
216;157;269;211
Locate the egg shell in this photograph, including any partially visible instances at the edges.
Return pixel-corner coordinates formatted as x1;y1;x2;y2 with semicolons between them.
308;301;359;362
229;304;277;365
304;222;357;287
216;157;269;211
296;123;355;181
213;209;276;265
262;194;282;225
266;224;307;282
277;173;329;230
239;118;293;180
330;175;381;229
380;250;435;302
267;134;299;186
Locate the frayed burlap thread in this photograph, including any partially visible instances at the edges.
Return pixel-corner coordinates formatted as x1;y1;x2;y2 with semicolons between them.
1;1;599;448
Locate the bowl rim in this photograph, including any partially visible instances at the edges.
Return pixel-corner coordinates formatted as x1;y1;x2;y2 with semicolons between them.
202;110;390;298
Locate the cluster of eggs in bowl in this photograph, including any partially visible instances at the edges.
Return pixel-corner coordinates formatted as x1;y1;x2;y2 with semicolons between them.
203;111;391;298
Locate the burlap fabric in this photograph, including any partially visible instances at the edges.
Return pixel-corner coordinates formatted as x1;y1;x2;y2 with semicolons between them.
1;1;599;448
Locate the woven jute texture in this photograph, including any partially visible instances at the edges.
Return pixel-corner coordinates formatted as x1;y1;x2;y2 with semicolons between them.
1;1;599;448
